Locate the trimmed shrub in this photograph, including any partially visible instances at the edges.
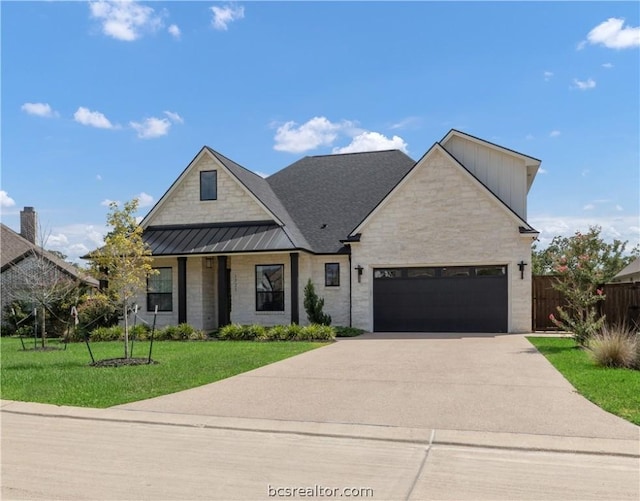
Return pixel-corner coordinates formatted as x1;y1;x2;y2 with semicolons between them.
266;324;292;341
218;323;254;341
334;326;366;338
296;324;335;341
157;323;206;341
90;325;123;342
303;279;332;325
130;323;151;340
589;324;638;368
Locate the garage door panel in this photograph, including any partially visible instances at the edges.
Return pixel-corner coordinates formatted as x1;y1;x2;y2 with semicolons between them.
373;267;507;332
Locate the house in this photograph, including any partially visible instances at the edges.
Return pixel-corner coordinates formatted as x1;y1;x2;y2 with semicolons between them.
610;258;640;284
134;129;540;333
0;207;99;314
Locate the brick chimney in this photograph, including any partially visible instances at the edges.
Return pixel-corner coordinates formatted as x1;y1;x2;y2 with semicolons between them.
20;206;38;244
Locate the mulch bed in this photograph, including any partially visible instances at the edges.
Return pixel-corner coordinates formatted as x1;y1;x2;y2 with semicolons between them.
91;358;158;367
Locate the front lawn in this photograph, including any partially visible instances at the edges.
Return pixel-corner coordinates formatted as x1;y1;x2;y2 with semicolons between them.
527;336;640;426
0;338;325;408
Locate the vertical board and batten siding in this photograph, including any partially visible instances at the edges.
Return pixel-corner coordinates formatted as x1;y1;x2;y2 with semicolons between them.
442;135;528;220
350;147;534;333
146;154;272;226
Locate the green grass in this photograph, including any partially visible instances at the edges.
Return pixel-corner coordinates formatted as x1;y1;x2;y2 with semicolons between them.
0;338;325;408
527;336;640;425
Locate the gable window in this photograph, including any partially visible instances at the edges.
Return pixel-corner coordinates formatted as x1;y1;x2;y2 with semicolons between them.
147;267;173;312
200;170;217;200
325;263;340;286
256;264;284;311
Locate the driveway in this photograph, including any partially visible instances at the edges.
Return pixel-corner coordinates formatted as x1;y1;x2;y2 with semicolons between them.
118;332;639;439
3;333;639;500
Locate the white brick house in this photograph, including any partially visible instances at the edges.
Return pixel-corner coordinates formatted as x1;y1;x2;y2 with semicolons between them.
133;130;540;333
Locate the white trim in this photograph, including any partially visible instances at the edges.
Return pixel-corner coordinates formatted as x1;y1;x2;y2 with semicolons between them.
441;130;541;167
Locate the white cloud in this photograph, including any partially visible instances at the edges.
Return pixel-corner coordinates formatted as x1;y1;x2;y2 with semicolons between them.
549;130;561;138
136;192;154;207
74;107;115;129
254;171;269;179
616;204;624;212
164;110;184;123
89;0;164;41
585;18;640;50
543;71;554;81
583;204;595;211
390;116;421;130
525;134;535;140
273;117;348;153
572;78;596;90
0;190;16;208
530;215;640;249
21;102;57;118
211;4;245;31
602;62;614;69
100;198;119;207
537;167;548;174
47;223;108;263
96;174;103;181
168;24;181;39
130;116;171;139
333;131;409;154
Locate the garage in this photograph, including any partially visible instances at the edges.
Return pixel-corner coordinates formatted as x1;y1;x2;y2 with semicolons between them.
373;265;508;332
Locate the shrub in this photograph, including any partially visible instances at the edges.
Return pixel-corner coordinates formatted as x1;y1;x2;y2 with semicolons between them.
130;323;151;340
77;293;119;332
589;324;638;368
334;326;366;337
266;324;292;341
218;323;254;341
90;325;123;342
296;324;335;341
303;279;332;325
156;323;206;341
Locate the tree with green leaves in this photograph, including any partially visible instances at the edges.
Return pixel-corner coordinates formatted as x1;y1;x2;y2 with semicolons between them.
303;279;332;325
89;199;155;359
543;226;637;346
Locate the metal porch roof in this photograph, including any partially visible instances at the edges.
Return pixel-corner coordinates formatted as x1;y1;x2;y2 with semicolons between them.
143;221;295;256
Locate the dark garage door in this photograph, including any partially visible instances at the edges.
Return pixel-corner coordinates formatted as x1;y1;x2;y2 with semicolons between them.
373;265;508;332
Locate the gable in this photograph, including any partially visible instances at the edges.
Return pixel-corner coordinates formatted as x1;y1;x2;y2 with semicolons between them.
351;144;535;239
441;134;535;220
143;149;273;227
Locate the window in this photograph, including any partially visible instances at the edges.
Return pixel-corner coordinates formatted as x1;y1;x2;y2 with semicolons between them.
200;170;217;200
407;267;437;278
441;267;471;277
256;264;284;311
325;263;340;286
374;269;403;279
147;267;172;312
476;266;506;276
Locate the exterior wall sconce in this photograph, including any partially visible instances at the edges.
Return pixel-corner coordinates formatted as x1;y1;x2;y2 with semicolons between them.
205;257;213;269
518;261;527;279
355;265;364;283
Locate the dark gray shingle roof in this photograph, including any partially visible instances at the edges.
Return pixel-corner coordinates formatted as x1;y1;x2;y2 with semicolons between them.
267;150;416;253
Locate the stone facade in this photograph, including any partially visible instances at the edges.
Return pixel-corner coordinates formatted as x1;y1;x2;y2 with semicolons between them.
349;147;533;332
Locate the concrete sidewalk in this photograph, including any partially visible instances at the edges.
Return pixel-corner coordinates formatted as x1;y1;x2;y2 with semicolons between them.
2;333;639;500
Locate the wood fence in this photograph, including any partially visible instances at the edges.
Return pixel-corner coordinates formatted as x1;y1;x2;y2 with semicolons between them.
532;276;640;331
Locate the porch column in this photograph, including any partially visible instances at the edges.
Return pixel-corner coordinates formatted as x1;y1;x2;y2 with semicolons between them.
217;255;230;327
177;257;187;324
290;252;299;324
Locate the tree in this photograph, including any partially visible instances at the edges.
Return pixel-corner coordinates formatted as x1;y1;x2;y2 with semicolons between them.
303;279;332;325
544;226;635;346
89;199;155;359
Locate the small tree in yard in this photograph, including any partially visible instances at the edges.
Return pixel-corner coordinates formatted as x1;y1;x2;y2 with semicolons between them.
89;199;155;359
303;279;331;325
545;226;635;346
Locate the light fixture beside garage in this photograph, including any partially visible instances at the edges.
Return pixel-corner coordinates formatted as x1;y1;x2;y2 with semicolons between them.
355;265;364;283
518;261;527;279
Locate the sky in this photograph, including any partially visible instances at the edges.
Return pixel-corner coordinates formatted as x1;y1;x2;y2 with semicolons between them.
1;1;639;263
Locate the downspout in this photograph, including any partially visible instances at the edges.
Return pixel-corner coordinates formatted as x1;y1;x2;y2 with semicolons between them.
348;247;352;327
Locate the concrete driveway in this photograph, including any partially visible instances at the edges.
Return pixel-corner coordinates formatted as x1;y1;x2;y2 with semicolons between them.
2;332;639;500
118;332;638;439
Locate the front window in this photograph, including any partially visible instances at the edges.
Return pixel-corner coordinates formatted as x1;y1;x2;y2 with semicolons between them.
325;263;340;286
147;267;173;311
256;264;284;311
200;170;217;200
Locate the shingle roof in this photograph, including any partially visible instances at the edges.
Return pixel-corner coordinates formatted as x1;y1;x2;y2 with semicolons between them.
266;150;416;253
1;224;99;286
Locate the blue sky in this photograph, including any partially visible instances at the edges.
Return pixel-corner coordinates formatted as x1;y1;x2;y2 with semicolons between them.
2;1;639;262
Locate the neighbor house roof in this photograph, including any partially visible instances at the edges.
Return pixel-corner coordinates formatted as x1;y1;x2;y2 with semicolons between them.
1;223;99;286
267;149;416;253
611;258;640;283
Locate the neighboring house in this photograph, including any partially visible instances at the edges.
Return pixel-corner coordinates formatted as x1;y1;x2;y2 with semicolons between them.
0;207;98;313
610;258;640;284
134;129;541;333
